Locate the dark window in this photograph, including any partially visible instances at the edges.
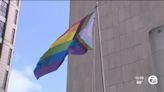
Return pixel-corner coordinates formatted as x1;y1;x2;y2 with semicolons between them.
0;21;4;39
11;29;15;44
0;21;3;56
3;71;8;90
0;44;2;55
1;1;7;8
7;48;12;65
3;0;9;4
14;10;18;24
17;0;19;6
0;0;8;18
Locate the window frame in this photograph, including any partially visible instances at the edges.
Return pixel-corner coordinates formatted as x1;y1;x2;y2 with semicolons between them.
0;21;5;39
11;28;15;44
14;10;18;24
0;0;8;18
17;0;19;6
3;70;8;90
7;48;12;65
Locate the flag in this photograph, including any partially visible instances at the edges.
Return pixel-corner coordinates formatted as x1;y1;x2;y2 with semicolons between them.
34;12;96;79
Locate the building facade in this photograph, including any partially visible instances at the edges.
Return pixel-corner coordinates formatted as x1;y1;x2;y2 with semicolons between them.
67;1;164;92
0;0;20;92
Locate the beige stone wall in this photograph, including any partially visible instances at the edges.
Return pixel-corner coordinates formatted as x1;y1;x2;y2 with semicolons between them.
68;1;164;92
0;1;20;92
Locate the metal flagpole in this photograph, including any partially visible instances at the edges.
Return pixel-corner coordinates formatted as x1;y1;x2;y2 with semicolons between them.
96;1;106;92
92;25;96;92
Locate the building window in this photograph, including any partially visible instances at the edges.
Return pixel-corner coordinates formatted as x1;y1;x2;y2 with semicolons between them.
0;21;4;57
11;29;15;44
3;0;9;4
0;21;4;41
14;10;18;24
7;48;12;65
0;0;8;18
0;43;2;56
17;0;19;6
3;71;8;90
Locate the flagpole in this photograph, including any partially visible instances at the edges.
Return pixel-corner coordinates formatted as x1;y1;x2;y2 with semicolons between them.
96;1;106;92
92;25;96;92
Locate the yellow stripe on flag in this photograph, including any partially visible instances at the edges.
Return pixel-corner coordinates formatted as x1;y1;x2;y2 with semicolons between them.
50;22;80;48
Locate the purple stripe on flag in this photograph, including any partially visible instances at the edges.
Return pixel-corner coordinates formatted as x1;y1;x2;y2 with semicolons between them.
34;60;63;79
68;40;87;55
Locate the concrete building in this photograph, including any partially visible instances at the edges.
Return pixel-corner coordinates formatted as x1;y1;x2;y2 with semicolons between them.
67;1;164;92
0;0;20;92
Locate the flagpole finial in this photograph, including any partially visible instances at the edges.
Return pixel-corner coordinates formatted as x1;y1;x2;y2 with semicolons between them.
96;1;98;4
94;1;99;9
96;1;99;7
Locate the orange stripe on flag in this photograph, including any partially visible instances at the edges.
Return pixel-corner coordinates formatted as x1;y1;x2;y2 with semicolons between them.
50;22;80;48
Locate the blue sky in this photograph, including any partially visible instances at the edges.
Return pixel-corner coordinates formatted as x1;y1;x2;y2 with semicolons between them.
8;1;70;92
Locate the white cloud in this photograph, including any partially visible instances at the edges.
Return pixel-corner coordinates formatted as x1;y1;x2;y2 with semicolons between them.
8;68;42;92
23;66;34;77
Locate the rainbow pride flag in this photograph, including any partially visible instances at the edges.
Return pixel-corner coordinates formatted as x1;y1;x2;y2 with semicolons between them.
34;12;95;79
